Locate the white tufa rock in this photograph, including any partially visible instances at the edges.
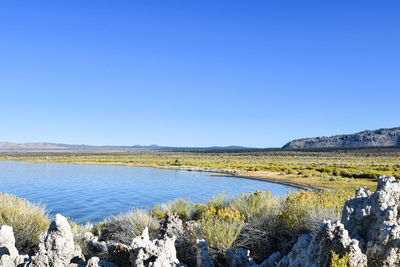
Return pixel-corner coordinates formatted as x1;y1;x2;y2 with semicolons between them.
30;214;77;267
225;248;282;267
129;227;182;267
277;220;367;267
342;175;400;266
0;225;19;264
86;256;100;267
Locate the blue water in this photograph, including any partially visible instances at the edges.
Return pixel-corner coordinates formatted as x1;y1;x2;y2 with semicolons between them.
0;161;295;223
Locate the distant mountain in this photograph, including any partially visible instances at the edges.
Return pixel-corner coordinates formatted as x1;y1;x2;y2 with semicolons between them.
0;142;252;151
283;127;400;149
0;142;129;151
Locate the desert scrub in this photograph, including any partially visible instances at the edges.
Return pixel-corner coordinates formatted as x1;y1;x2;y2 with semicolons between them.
89;220;107;237
151;198;193;221
206;194;229;211
100;208;159;244
0;193;50;254
232;191;282;261
229;190;278;218
192;205;245;250
235;190;352;261
279;190;351;232
330;251;353;267
67;218;97;256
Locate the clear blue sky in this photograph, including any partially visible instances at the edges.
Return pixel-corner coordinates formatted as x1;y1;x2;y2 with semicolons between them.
1;1;399;147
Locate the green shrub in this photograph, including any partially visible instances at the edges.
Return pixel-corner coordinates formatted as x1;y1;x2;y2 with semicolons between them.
168;198;192;221
279;190;350;231
90;220;107;237
330;251;353;267
0;193;50;254
229;190;278;218
151;198;193;221
232;191;282;261
206;194;228;211
151;203;167;220
233;189;352;261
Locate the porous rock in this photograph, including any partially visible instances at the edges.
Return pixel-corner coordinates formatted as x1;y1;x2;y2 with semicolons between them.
225;248;281;267
84;232;108;259
196;240;214;267
0;225;19;266
277;220;367;267
129;227;182;267
107;243;130;266
158;213;184;240
225;248;255;267
30;214;78;267
86;256;100;267
260;252;282;267
342;175;400;266
15;254;31;266
159;213;196;266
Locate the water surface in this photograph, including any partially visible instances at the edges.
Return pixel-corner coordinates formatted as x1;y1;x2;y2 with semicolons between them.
0;161;295;223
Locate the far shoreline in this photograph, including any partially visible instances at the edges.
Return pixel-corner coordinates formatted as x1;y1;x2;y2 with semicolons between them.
0;158;326;192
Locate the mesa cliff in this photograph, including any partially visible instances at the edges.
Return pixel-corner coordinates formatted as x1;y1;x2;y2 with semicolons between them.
283;127;400;149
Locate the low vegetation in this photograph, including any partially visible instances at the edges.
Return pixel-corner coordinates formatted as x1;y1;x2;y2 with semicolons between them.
64;189;352;263
0;183;373;264
330;251;353;267
0;193;50;254
99;208;159;244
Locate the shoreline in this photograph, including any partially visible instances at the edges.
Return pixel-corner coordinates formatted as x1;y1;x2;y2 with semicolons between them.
164;165;327;192
0;159;327;192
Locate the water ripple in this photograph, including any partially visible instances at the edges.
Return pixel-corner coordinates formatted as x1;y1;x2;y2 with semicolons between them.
0;161;296;223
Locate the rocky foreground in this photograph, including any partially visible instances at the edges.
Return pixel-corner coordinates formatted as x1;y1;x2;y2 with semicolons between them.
0;176;399;267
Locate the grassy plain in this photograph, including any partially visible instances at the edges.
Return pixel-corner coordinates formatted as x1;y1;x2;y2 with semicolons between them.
1;148;399;193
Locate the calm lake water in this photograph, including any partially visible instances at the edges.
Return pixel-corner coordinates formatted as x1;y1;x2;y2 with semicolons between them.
0;161;296;223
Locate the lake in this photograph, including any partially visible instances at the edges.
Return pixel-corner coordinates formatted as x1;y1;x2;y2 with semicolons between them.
0;161;296;223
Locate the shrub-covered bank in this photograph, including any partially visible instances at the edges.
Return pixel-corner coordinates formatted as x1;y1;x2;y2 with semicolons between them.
0;176;399;266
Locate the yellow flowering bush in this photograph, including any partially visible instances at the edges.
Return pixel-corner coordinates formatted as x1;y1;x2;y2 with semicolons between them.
195;205;245;250
0;193;50;253
279;190;352;229
230;190;278;218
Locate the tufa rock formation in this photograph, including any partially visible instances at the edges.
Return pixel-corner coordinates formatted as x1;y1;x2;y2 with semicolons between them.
196;240;214;267
0;225;29;266
129;227;184;267
225;175;400;267
283;127;400;149
225;248;281;267
276;221;367;267
30;214;82;267
341;176;400;266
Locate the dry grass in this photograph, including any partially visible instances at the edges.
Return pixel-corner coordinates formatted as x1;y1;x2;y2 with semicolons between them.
0;193;50;254
100;208;159;244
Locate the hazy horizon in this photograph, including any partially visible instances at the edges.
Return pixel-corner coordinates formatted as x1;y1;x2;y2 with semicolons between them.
1;1;399;147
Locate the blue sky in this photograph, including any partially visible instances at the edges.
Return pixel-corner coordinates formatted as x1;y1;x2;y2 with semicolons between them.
0;1;399;147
